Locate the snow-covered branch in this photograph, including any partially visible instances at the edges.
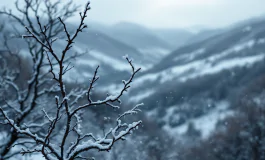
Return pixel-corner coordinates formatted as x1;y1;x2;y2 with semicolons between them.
0;0;81;159
0;1;143;160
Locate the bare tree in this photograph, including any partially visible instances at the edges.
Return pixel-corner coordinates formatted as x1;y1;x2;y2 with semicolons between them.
0;0;79;158
0;1;142;159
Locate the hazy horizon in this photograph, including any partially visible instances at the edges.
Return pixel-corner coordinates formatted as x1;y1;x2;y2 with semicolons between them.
66;0;265;29
1;0;265;29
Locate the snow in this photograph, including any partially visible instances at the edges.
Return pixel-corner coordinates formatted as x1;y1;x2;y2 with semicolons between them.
180;54;265;82
133;44;264;86
136;40;255;84
163;101;234;139
2;133;45;160
232;40;255;52
0;131;7;144
205;39;256;62
174;48;205;61
9;154;45;160
77;59;100;68
73;46;132;72
97;83;122;94
146;108;158;118
192;101;233;139
160;60;203;83
68;119;141;159
243;26;252;32
82;72;93;79
89;51;132;71
133;73;160;86
74;45;151;71
138;47;170;57
27;154;45;160
129;89;155;102
257;38;265;44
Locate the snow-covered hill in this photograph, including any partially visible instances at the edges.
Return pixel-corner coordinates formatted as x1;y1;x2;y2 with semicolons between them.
122;17;265;141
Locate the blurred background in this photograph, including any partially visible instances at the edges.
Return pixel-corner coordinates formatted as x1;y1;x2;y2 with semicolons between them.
1;0;265;159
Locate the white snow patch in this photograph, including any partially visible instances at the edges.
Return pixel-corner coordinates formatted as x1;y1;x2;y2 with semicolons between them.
74;46;150;71
133;73;160;86
180;54;265;82
257;38;265;44
10;154;45;160
129;89;155;102
174;48;205;61
133;60;203;85
163;101;234;139
232;40;255;52
133;40;259;86
161;60;203;83
134;52;265;86
138;48;170;57
162;107;181;123
206;39;255;61
82;72;93;78
243;26;252;32
164;122;188;136
146;108;158;118
27;154;45;160
77;59;100;68
97;83;126;96
193;101;233;139
0;131;7;144
89;51;131;71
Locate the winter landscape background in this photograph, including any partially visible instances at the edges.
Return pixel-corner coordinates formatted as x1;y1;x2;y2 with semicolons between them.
1;0;265;159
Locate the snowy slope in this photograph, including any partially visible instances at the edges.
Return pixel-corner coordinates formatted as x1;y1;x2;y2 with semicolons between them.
162;101;234;139
2;14;265;144
121;18;265;141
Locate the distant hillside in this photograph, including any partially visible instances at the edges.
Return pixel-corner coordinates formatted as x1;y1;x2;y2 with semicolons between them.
121;17;265;141
152;28;194;48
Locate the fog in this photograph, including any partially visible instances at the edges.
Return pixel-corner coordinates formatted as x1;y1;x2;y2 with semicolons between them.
1;0;265;28
1;1;265;160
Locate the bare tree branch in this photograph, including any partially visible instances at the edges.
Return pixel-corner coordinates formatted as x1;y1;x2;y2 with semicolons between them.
0;1;143;160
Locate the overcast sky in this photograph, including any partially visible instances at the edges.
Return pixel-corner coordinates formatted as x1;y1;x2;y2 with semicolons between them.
1;0;265;29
